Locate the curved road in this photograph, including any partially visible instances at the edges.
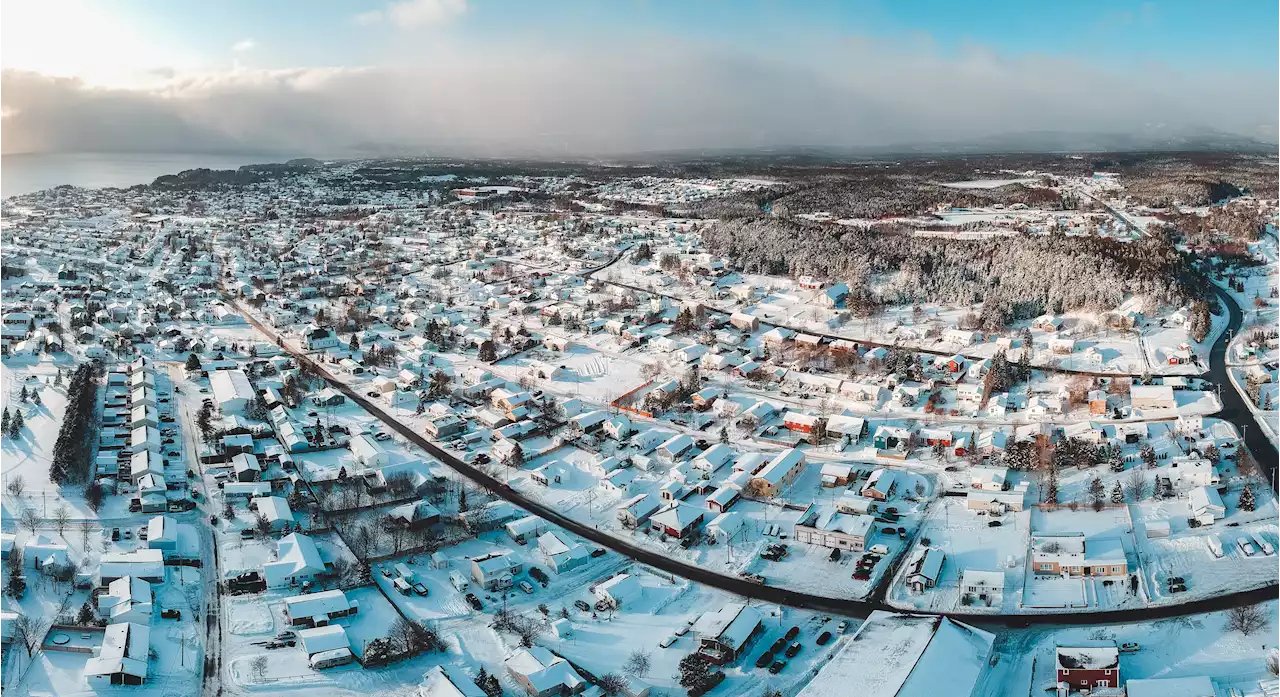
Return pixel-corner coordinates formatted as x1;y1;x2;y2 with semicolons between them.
226;295;1277;625
1209;285;1278;489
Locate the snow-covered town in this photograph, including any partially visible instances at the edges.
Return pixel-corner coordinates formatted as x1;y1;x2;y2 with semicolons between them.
0;150;1276;697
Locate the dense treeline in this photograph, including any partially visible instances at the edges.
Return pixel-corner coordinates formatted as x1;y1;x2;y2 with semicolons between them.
703;218;1207;326
50;362;99;485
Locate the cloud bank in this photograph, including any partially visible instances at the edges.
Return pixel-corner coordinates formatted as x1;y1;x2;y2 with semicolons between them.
3;37;1275;157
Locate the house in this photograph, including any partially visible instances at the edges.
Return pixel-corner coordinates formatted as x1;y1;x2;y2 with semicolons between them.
97;577;153;624
861;468;898;501
99;549;165;584
505;515;547;544
959;569;1004;608
705;484;741;513
422;665;488;697
656;434;695;462
263;533;327;588
794;505;874;552
471;552;523;591
1189;485;1226;524
231;452;262;482
298;624;353;667
969;466;1008;492
750;448;805;497
25;535;70;572
505;647;587;697
304;326;340;350
84;622;150;687
311;387;345;407
537;531;590;574
825;414;866;440
819;462;853;488
530;461;571;487
905;547;945;593
1131;385;1176;410
692;443;734;473
250;496;295;531
602;415;633;440
388;501;443;530
617;494;662;528
1056;646;1121;691
966;484;1029;513
782;411;822;434
210;369;255;414
144;516;180;555
872;425;911;451
1030;535;1127;577
649;502;704;538
283;589;359;627
594;573;642;609
729;312;759;332
350;434;389;466
692;602;764;665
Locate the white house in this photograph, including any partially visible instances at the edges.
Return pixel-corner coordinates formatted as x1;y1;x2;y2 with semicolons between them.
594;573;642;609
263;533;327;588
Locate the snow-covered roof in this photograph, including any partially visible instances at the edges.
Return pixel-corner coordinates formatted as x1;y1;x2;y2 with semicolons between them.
421;665;487;697
692;602;762;651
284;589;355;620
504;647;585;695
1055;645;1119;671
298;624;350;656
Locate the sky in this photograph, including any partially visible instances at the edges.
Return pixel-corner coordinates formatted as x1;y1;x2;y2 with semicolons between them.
1;0;1277;157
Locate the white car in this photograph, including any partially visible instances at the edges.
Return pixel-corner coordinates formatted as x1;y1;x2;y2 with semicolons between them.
659;635;677;648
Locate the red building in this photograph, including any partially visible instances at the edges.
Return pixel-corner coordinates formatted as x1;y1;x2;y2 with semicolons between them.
782;412;821;434
1055;646;1120;691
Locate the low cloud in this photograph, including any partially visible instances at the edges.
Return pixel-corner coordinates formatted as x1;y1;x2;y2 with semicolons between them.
356;0;467;28
2;36;1275;157
231;39;256;52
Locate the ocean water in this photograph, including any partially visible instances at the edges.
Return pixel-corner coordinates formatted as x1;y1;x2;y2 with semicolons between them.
1;152;301;198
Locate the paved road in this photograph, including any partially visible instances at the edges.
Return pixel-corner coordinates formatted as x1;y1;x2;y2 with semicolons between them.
1208;285;1279;489
225;296;1277;625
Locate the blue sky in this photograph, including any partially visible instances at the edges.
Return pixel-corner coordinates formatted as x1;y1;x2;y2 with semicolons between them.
2;0;1276;156
9;0;1273;78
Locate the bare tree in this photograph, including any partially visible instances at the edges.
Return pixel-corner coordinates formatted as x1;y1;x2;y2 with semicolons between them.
12;613;43;657
1123;469;1149;502
6;474;25;499
18;506;40;534
78;522;93;554
1267;649;1278;677
250;655;268;682
1226;604;1269;636
623;649;652;677
52;505;71;539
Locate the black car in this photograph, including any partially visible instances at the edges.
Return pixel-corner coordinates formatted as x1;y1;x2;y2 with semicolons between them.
590;548;608;558
785;642;801;658
770;637;787;654
111;527;121;541
785;626;800;641
816;631;832;646
465;593;483;610
828;548;841;562
574;600;592;612
755;651;774;669
987;520;1002;527
160;609;181;619
768;660;786;674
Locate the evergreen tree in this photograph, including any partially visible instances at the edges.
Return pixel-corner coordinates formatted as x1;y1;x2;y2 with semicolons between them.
1089;476;1105;510
348;334;360;352
1239;483;1257;512
1;408;9;434
718;426;729;445
30;391;40;406
1108;449;1125;473
7;409;23;438
18;386;27;402
184;353;202;371
1044;469;1059;504
1110;481;1124;504
478;340;497;363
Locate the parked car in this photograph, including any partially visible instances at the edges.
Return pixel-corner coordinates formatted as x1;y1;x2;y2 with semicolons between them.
138;527;149;541
590;548;608;558
123;530;132;540
276;630;296;641
785;626;800;641
111;528;121;541
768;660;787;674
987;520;1002;528
518;581;535;594
465;593;483;610
412;582;430;596
240;529;256;540
160;609;181;619
1119;642;1140;653
828;548;841;562
755;651;774;669
770;638;787;654
529;567;549;586
659;635;677;648
574;600;592;612
816;631;832;646
785;642;802;658
837;620;849;634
